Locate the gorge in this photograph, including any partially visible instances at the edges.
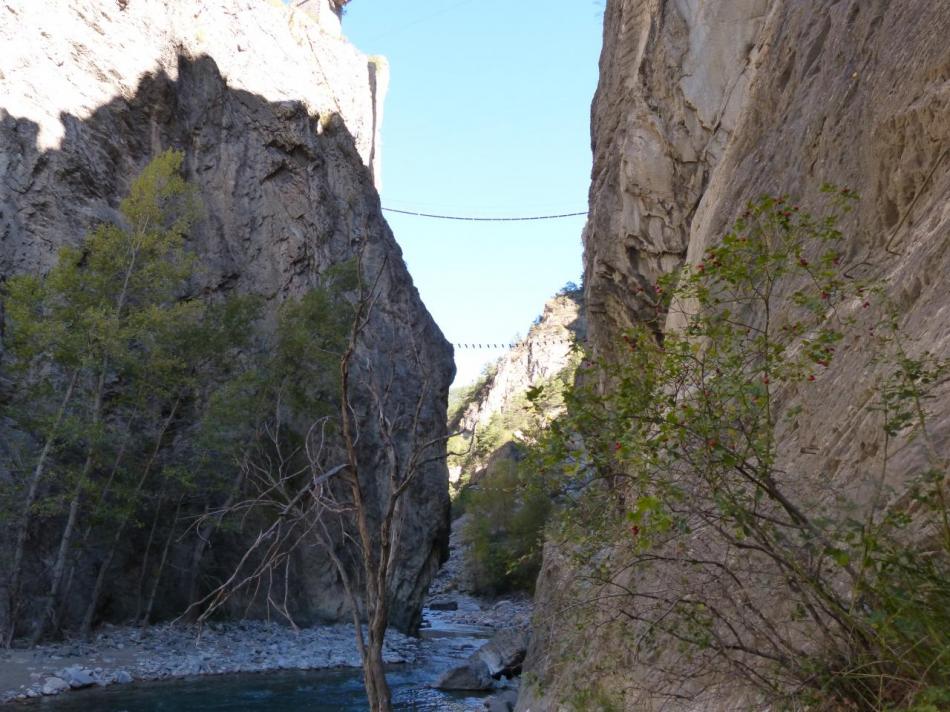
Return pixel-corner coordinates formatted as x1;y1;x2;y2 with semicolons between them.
1;0;949;711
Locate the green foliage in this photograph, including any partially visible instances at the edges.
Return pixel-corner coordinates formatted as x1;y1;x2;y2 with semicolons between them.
450;353;579;479
200;266;354;457
0;149;369;643
451;352;581;591
0;151;262;638
567;684;624;712
6;150;197;374
463;457;551;595
558;280;581;297
447;363;497;431
3;150;214;508
532;189;950;710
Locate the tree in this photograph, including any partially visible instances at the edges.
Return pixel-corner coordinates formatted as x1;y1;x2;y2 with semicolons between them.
75;295;259;637
531;189;949;710
188;250;451;712
335;257;451;712
1;150;256;644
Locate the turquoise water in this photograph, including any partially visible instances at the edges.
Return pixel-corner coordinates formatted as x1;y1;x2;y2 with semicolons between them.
20;666;485;711
21;620;495;711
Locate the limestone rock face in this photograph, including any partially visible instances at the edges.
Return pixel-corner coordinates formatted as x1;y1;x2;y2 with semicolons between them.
451;291;585;481
522;0;950;709
0;0;449;635
583;0;770;355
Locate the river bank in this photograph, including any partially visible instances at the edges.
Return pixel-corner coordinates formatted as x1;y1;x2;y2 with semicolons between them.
0;620;420;704
1;515;531;707
0;597;530;706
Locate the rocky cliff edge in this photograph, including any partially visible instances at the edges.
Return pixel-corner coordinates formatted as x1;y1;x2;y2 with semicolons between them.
521;0;950;709
0;0;450;635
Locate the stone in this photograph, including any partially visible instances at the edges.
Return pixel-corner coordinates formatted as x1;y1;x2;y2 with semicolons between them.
485;688;519;712
522;0;950;710
434;658;494;691
114;670;133;684
0;0;450;637
434;627;528;693
427;600;459;611
61;666;96;689
475;628;528;678
41;677;69;695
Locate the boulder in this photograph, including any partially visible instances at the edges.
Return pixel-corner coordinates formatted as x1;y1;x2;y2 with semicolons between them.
484;688;519;712
476;627;528;678
434;658;493;691
428;599;459;611
435;627;529;691
41;677;69;695
61;666;96;689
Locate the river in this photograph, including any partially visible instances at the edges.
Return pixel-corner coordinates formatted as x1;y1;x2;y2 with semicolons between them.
16;618;498;711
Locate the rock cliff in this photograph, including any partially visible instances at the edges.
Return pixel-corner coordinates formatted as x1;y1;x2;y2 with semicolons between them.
521;0;949;709
449;291;585;484
0;0;451;636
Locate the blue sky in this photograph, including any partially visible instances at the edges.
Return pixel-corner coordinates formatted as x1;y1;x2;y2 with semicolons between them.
341;0;604;385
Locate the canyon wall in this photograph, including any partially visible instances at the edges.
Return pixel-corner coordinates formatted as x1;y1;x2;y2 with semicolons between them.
521;0;950;709
0;0;451;635
450;290;585;483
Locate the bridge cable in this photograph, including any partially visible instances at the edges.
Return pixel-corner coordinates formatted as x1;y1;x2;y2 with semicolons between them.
382;208;587;222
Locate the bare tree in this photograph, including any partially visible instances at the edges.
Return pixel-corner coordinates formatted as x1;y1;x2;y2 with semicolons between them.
186;250;452;712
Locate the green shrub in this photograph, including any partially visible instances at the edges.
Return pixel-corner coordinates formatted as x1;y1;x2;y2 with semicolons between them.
531;188;950;710
464;458;551;595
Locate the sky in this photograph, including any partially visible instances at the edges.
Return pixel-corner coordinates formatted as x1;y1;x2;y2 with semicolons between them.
340;0;605;386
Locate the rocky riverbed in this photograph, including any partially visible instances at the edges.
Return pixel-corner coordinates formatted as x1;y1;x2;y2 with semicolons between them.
0;620;419;704
0;604;530;708
0;516;531;708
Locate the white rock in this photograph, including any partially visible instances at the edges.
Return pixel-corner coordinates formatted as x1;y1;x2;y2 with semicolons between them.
41;677;69;695
62;666;96;689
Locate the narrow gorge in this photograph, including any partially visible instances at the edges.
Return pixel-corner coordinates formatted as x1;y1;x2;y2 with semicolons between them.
0;0;948;711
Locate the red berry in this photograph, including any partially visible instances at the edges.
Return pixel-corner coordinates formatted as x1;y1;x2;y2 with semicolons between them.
808;375;816;381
